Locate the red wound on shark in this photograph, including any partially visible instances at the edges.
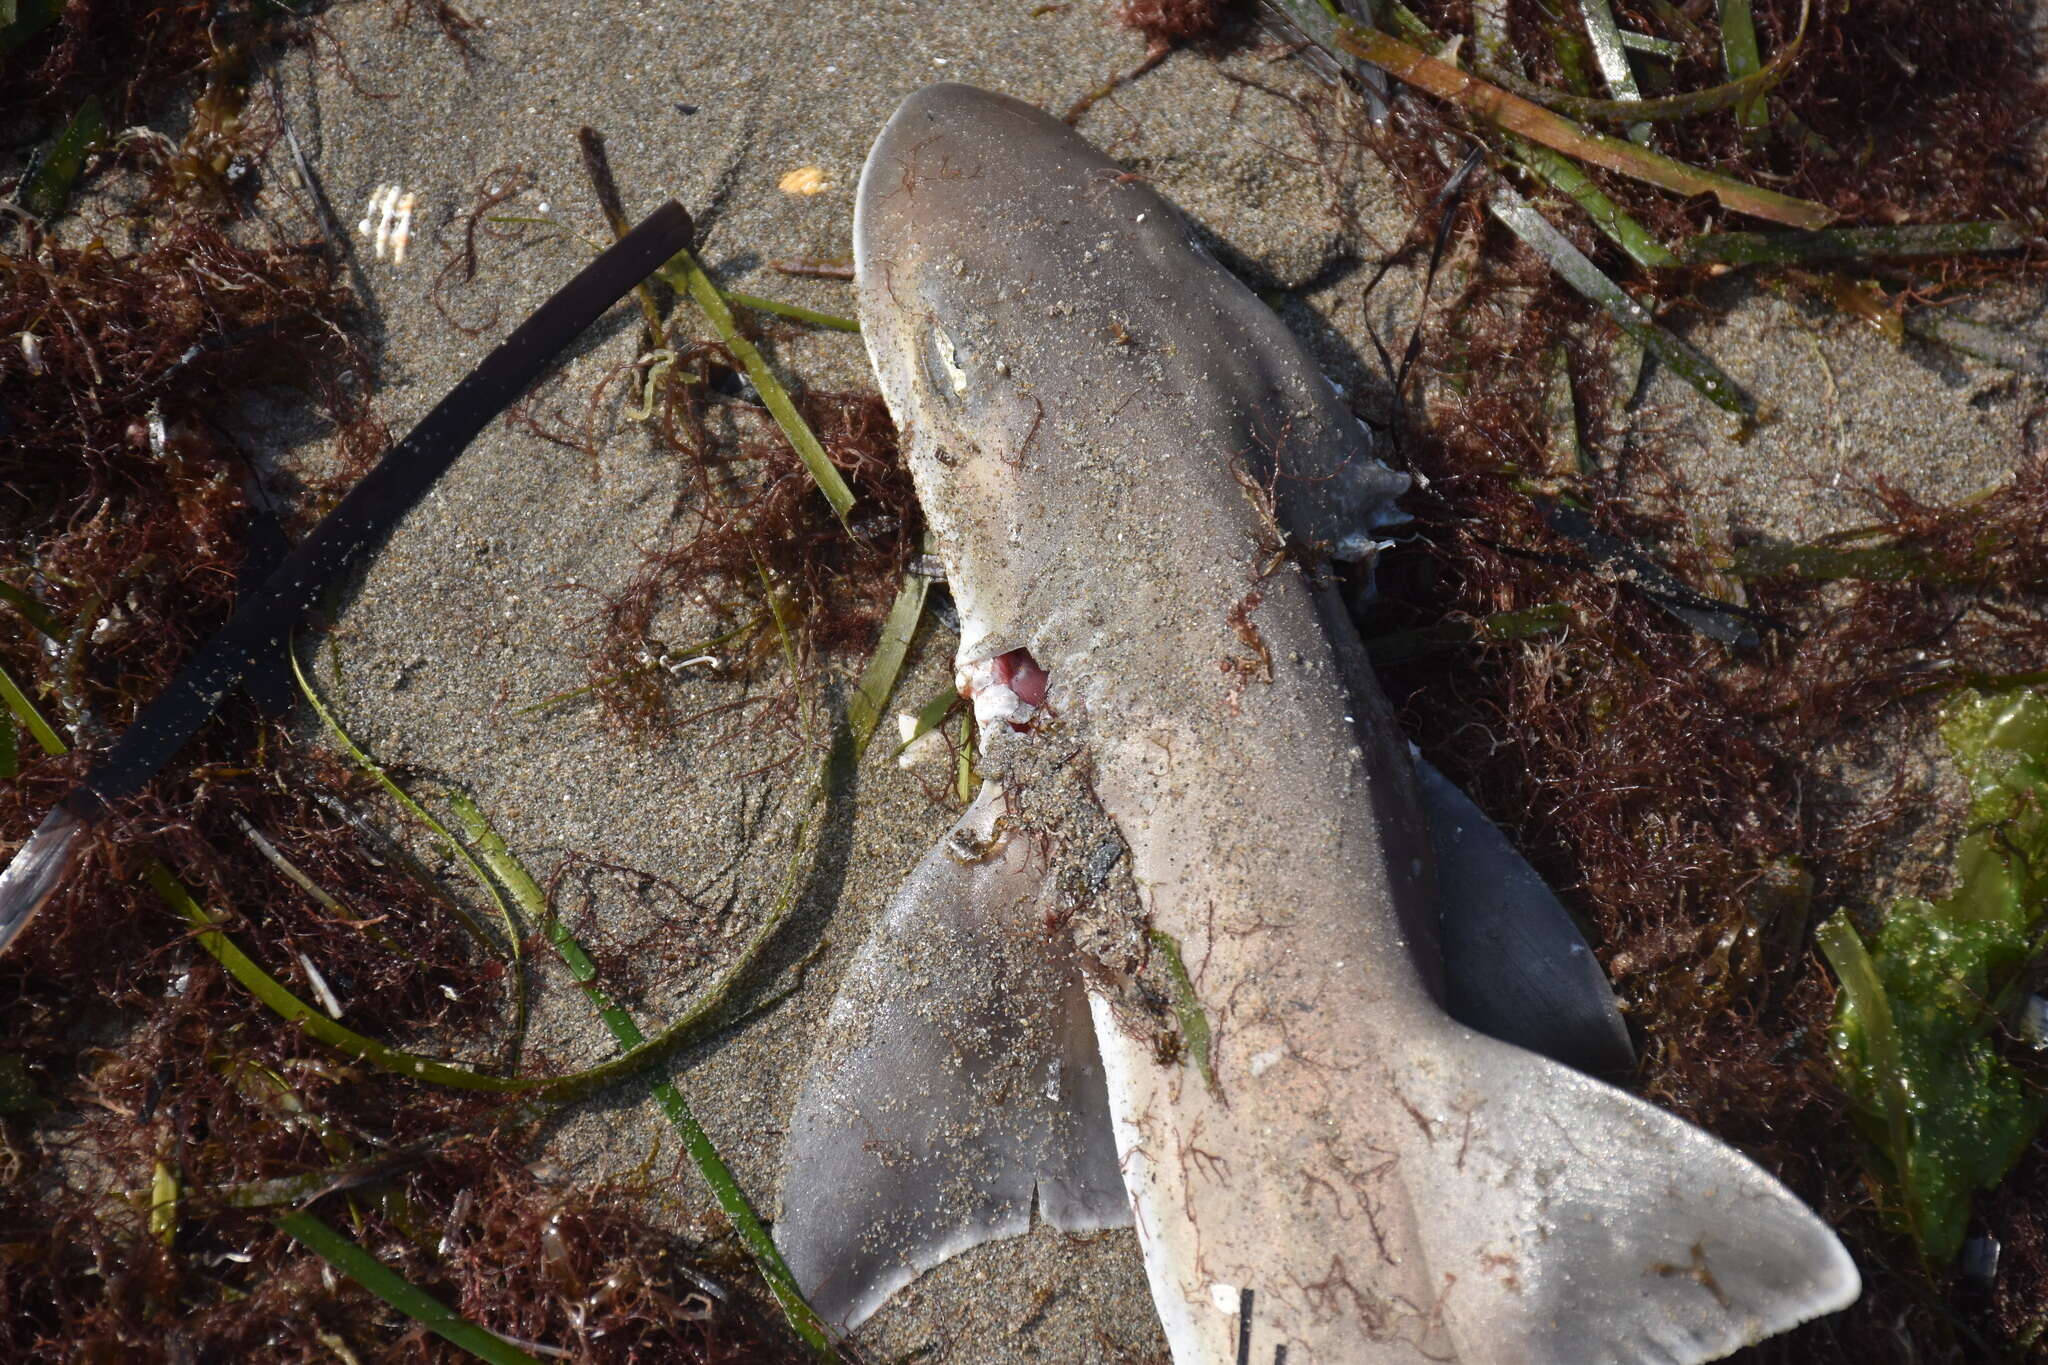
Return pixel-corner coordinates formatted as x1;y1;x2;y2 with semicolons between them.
959;648;1048;729
993;648;1048;707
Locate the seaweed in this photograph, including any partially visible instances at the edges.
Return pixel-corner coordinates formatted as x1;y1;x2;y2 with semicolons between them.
448;791;842;1359
1145;929;1219;1093
8;0;2045;1358
1687;223;2029;267
846;569;933;757
1281;2;1836;225
1;0;258;130
1821;687;2048;1267
543;134;922;737
1489;185;1752;422
1269;0;2047;425
583;350;917;736
1119;0;1236;45
0;18;846;1363
17;93;106;221
277;1211;552;1365
1306;4;2048;1348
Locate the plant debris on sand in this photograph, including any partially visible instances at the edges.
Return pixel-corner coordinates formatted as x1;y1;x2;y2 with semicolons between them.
582;356;917;743
5;0;2047;1361
1261;0;2048;1358
0;8;845;1362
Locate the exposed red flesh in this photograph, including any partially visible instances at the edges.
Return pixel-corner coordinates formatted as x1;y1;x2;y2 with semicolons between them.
992;648;1049;707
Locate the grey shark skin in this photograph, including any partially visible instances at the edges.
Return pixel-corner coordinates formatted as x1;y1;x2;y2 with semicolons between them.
777;85;1859;1363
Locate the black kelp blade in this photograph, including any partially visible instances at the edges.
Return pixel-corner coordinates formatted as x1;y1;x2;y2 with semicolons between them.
1544;502;1780;645
0;201;698;956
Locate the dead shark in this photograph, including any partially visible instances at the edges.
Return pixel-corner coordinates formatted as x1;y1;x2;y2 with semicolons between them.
776;84;1858;1363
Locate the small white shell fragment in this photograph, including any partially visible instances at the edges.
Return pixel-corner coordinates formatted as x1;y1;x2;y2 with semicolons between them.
373;184;400;258
1208;1282;1241;1316
390;191;416;265
356;183;418;266
956;657;1035;728
893;712;949;770
355;185;382;239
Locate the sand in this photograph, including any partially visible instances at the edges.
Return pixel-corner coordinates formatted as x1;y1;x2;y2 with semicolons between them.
239;2;2045;1360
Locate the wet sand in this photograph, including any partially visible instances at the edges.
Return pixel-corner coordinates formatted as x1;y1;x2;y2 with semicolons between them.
251;3;2044;1360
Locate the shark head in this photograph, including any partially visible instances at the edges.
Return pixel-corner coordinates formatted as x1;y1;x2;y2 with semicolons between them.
854;83;1409;675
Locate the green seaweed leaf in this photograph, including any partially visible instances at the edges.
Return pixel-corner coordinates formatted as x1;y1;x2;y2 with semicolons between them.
1821;686;2048;1264
21;94;106;222
726;291;859;333
149;1160;180;1248
0;670;530;1094
292;648;528;1045
1576;0;1650;142
0;0;60;60
1488;188;1752;422
1686;223;2028;266
890;685;960;764
1473;0;1679;270
1716;0;1768;137
659;249;857;522
277;1211;548;1365
1506;137;1682;270
1296;2;1834;226
1148;929;1217;1094
0;1054;40;1114
0;662;64;758
0;581;64;639
1617;27;1683;60
147;861;539;1093
1367;602;1574;664
447;759;841;1359
846;567;930;758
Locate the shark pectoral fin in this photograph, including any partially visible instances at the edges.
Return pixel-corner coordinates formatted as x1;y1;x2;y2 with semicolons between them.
774;783;1128;1331
1402;1026;1859;1365
1417;756;1637;1079
1038;962;1133;1234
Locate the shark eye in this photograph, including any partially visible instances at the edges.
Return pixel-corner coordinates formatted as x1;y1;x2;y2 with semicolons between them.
924;324;970;402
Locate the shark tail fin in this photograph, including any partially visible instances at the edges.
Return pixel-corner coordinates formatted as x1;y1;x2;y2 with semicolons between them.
1396;1023;1860;1365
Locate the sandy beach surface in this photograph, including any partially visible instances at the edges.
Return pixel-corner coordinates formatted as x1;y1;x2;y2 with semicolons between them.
238;2;2046;1360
